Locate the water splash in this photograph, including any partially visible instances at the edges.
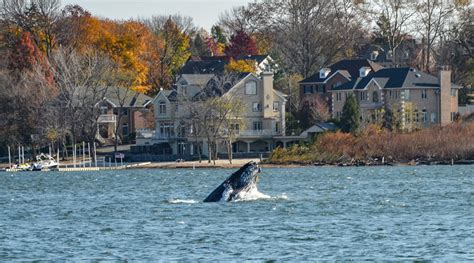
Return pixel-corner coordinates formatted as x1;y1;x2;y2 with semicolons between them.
168;199;198;204
234;188;270;201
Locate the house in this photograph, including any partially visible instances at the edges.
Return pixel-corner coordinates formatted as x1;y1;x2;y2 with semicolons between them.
96;87;153;144
359;36;422;68
133;54;328;158
299;59;383;109
301;59;460;128
135;71;288;157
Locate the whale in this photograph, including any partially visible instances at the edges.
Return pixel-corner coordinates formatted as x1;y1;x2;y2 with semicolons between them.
203;161;261;202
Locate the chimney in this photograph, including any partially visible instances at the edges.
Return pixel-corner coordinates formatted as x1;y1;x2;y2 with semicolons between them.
439;68;452;126
262;72;274;119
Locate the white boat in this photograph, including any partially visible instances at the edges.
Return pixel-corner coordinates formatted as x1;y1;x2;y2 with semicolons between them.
32;154;58;171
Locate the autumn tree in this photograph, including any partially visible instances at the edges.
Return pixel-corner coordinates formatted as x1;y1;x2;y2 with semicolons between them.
225;30;258;57
1;0;61;57
224;58;256;73
145;17;191;94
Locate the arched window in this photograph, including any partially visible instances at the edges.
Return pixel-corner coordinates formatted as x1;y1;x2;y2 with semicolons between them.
372;91;379;103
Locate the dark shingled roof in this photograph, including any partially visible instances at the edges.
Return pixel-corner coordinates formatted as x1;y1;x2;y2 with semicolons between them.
300;59;384;83
332;67;445;91
104;87;153;107
181;55;269;74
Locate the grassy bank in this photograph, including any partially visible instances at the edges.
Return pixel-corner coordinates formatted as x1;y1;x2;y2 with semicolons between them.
268;123;474;166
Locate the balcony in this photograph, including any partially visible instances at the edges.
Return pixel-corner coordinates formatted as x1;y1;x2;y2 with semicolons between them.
238;130;281;137
98;114;117;123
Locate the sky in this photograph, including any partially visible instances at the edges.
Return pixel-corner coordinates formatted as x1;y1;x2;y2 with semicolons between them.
61;0;252;31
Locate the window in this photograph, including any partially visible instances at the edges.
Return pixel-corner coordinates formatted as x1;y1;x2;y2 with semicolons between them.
414;109;419;122
175;103;179;111
275;122;280;133
159;101;166;115
404;90;410;100
100;107;108;115
431;112;437;123
386;50;393;60
372;91;379;103
122;123;129;135
273;101;280;111
360;91;368;101
336;92;342;101
304;85;313;94
253;102;262;112
245;81;257;95
253;121;262;131
159;122;174;137
230;123;240;133
121;108;128;116
451;112;457;121
335;111;342;119
421;90;427;99
422;109;427;123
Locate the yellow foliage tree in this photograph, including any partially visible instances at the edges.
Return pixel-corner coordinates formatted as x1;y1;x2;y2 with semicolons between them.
225;58;256;73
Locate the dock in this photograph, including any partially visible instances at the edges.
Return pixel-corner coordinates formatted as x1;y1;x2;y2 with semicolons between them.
2;162;151;172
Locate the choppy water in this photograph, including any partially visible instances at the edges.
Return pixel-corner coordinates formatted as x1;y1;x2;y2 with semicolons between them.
1;165;473;261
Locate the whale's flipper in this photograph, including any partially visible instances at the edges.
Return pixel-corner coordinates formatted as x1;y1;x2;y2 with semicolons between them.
203;183;228;202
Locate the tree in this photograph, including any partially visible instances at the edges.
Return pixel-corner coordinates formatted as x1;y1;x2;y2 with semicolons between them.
414;0;463;72
145;17;191;94
340;94;361;133
49;48;115;153
224;58;256;73
182;73;243;164
369;0;416;66
225;30;258;57
1;0;61;57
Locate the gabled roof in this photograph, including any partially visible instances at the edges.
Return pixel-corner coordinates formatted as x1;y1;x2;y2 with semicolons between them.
103;87;153;107
181;55;271;74
193;72;250;99
332;67;455;91
300;59;384;84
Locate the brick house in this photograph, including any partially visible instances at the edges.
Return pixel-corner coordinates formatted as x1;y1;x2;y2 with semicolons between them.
96;87;153;144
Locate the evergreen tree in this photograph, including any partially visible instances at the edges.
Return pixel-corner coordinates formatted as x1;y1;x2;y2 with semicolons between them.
340;94;361;133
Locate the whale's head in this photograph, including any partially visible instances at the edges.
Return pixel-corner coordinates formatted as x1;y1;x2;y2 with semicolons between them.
203;161;262;202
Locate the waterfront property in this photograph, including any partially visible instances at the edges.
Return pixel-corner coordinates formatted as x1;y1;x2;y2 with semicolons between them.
300;59;460;128
96;87;153;144
134;55;327;158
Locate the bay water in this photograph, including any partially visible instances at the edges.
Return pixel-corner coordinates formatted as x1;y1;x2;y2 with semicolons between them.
1;165;473;260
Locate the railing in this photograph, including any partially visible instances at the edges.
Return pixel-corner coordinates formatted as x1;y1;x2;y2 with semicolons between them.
136;129;183;140
238;130;282;137
97;114;117;123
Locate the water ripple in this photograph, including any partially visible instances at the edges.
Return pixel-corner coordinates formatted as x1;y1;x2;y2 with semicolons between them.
0;165;473;260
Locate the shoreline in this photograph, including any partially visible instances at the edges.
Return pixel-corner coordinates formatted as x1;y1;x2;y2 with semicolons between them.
1;158;473;171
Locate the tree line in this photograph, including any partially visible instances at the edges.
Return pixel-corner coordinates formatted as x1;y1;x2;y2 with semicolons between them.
0;0;472;156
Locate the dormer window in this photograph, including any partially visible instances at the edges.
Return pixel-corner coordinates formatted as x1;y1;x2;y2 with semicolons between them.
370;51;379;61
359;67;371;77
319;68;331;79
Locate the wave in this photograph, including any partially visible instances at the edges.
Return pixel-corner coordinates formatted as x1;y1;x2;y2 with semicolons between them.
168;199;198;204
